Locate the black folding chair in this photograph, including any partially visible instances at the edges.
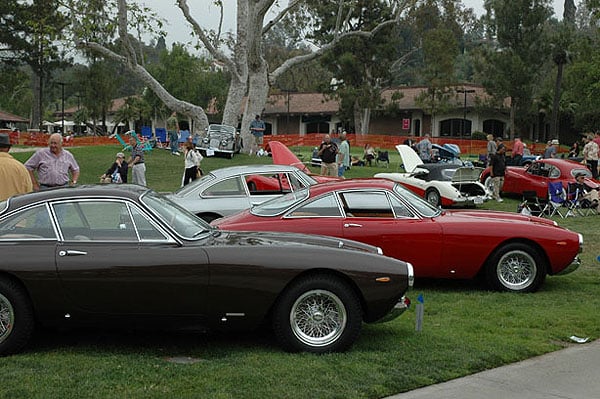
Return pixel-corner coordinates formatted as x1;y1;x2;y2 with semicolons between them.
517;190;547;217
376;150;389;168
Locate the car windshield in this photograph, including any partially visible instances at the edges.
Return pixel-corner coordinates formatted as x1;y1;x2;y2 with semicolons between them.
141;191;213;239
172;173;216;195
393;183;441;217
251;187;311;216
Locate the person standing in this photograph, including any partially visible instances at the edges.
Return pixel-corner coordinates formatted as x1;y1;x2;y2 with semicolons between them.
417;134;433;162
512;136;524;166
167;111;180;156
100;152;128;183
25;133;79;191
582;134;599;179
543;139;558;159
318;134;338;176
490;140;507;202
0;133;33;200
249;114;266;155
127;135;147;186
486;134;497;165
337;132;350;178
182;141;203;186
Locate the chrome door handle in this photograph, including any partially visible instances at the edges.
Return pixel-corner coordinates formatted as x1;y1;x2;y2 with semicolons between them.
59;250;88;257
344;223;363;228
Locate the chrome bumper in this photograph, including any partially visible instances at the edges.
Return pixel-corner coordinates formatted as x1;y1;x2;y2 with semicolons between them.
557;256;581;275
377;296;411;323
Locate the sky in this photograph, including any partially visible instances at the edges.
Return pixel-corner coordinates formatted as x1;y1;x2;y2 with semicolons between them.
142;0;566;48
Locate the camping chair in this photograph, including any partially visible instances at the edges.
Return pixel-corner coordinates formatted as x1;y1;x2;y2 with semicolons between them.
126;130;153;152
517;191;547;217
567;183;596;216
376;150;390;168
112;132;132;151
547;181;572;218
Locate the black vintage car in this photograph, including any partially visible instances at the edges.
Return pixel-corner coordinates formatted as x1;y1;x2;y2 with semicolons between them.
0;185;413;355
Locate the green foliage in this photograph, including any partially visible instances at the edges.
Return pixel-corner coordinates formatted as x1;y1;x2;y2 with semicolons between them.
145;44;229;119
471;131;487;140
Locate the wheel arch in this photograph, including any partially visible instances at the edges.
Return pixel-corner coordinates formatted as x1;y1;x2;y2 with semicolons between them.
266;268;367;323
478;237;550;278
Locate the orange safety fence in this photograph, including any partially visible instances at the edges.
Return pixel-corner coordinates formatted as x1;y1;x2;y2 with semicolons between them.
3;129;560;156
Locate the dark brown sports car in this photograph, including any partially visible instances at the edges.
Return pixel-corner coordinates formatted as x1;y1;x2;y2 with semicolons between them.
0;185;413;355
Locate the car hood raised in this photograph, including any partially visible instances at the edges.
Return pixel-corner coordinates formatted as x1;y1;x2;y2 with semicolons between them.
214;229;383;254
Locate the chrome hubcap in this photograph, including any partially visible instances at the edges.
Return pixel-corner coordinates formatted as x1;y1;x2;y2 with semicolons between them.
0;293;14;344
497;250;536;290
290;289;346;347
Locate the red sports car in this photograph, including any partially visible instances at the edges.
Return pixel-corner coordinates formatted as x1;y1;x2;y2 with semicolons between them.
480;158;600;198
213;179;583;293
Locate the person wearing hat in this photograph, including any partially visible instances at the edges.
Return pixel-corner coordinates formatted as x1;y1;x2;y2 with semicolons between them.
572;172;599;210
0;133;33;200
582;134;599;179
100;152;128;183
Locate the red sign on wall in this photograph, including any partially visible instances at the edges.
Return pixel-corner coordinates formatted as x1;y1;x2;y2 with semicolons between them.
402;118;410;130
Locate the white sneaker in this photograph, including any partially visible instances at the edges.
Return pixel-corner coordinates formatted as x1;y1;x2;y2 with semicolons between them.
497;198;504;202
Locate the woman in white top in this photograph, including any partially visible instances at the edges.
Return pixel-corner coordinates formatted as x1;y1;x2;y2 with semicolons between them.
182;141;203;186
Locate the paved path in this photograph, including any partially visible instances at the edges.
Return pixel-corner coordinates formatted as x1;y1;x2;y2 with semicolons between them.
387;339;599;399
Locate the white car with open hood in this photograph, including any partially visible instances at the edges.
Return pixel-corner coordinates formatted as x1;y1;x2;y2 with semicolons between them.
375;144;490;207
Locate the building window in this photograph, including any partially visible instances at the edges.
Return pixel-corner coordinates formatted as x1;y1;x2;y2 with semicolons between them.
302;115;331;134
440;118;472;137
483;120;505;137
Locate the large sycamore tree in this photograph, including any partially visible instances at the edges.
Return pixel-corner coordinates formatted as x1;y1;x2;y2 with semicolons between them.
69;0;411;151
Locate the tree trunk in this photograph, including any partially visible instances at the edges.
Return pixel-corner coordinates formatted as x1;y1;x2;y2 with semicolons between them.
550;62;564;141
509;97;517;140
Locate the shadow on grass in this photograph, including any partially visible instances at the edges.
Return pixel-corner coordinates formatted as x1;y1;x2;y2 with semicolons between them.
26;327;280;358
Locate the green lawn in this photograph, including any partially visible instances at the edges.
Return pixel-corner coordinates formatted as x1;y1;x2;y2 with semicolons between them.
3;144;599;399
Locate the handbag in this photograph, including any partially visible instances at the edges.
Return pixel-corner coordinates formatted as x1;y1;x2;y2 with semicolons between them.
111;169;122;184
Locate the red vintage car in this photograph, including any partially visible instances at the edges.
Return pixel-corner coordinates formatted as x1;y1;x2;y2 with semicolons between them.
480;158;600;198
213;179;583;293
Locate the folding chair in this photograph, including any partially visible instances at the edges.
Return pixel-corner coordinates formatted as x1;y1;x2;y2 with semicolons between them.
567;183;595;216
112;132;132;151
517;191;547;217
547;181;573;218
376;150;390;168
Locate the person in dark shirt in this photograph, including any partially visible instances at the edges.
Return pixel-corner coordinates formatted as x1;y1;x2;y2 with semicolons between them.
101;152;128;183
318;134;338;176
490;140;506;202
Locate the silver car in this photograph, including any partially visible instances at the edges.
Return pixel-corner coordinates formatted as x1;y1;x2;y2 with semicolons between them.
166;165;322;222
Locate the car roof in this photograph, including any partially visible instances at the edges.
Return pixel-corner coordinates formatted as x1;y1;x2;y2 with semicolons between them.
2;184;150;212
207;164;303;177
305;178;397;196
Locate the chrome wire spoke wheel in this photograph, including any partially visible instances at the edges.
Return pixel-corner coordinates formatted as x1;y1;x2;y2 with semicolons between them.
497;250;537;291
0;293;15;344
290;289;347;347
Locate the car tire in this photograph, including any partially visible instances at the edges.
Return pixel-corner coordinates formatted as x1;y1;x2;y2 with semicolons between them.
0;278;35;356
272;274;362;353
485;243;546;293
425;188;441;207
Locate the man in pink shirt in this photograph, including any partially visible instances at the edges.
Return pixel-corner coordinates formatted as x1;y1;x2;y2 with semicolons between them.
25;133;80;190
512;136;525;165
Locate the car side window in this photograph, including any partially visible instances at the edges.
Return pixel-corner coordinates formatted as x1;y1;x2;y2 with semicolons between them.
287;173;308;191
54;201;138;241
202;177;245;197
129;206;169;241
288;193;342;217
548;166;560;178
0;204;56;240
389;195;415;218
341;191;394;218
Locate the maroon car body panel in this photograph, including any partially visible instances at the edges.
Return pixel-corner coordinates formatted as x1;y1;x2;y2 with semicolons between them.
0;185;411;334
